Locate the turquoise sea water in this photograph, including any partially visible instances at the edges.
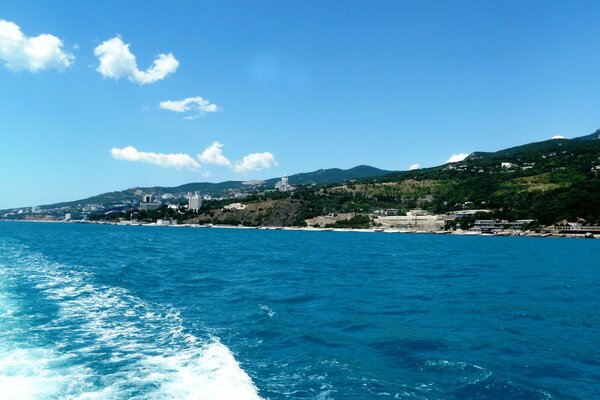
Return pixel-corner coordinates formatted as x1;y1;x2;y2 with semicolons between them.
0;221;598;399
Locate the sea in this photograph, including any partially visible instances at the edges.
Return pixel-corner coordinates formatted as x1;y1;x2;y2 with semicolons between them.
0;221;598;399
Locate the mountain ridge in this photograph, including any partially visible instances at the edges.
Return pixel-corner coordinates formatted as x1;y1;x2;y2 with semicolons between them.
572;129;600;142
14;165;393;211
3;129;600;228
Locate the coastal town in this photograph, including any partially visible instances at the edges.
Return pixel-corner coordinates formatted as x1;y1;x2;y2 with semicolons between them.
3;175;599;239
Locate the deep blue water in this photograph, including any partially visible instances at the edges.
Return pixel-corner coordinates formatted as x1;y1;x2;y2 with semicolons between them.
0;222;598;399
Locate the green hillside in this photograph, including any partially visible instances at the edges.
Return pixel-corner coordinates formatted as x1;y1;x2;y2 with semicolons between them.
18;165;394;211
191;132;600;227
4;131;600;228
297;134;600;225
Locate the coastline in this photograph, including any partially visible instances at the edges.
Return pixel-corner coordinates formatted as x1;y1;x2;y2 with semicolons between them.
1;219;598;239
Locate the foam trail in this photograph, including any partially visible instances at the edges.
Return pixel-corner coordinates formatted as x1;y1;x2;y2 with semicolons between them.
144;341;262;399
0;347;87;400
0;240;263;399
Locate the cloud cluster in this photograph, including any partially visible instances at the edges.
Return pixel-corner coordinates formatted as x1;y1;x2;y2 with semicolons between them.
232;152;278;173
552;135;565;140
4;18;277;176
198;141;231;166
195;142;277;173
0;19;74;72
160;96;219;120
446;153;469;163
0;20;179;85
110;146;200;170
111;142;277;174
94;37;178;84
409;163;421;170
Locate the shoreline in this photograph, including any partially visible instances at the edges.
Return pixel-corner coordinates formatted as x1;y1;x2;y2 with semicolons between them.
1;219;598;239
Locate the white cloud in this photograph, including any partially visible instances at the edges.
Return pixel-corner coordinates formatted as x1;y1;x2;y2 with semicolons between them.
111;143;278;174
552;135;565;139
160;96;219;120
110;146;200;169
199;142;278;173
446;153;469;163
0;19;74;72
233;152;278;173
94;37;178;84
198;141;231;166
409;163;421;170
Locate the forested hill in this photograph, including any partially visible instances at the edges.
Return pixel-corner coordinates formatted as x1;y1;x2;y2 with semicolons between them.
177;131;600;228
22;165;393;211
4;131;600;228
321;133;600;225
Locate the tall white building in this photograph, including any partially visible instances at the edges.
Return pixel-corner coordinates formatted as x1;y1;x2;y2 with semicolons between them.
188;192;202;212
277;176;294;192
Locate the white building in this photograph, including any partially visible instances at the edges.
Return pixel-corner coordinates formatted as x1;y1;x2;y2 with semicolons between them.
276;176;295;192
452;209;492;218
407;209;429;216
188;193;202;212
375;214;448;230
223;202;246;210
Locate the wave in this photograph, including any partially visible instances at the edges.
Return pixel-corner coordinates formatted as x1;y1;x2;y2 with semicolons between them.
258;304;276;318
0;240;262;400
420;359;560;400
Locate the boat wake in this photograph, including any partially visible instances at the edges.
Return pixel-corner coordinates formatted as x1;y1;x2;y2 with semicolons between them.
0;240;262;399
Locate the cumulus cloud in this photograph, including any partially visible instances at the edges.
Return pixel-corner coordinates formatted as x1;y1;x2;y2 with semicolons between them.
233;152;278;173
94;37;178;84
409;163;421;170
111;146;200;169
0;19;74;72
110;143;278;174
160;96;219;120
198;141;231;166
552;135;565;139
198;142;278;173
446;153;469;163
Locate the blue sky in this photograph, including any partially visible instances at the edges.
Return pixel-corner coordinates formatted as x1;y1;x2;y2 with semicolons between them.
1;1;600;208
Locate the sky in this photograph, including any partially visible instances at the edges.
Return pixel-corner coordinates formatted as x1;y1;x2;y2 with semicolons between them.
1;1;600;209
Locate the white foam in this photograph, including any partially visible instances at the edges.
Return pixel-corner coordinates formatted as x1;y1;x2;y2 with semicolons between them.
143;340;262;400
259;304;276;318
0;241;263;399
0;347;92;400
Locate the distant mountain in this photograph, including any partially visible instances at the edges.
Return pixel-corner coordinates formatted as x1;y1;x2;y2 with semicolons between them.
266;165;391;186
572;129;600;142
5;129;600;227
175;130;600;227
25;165;394;211
466;136;597;162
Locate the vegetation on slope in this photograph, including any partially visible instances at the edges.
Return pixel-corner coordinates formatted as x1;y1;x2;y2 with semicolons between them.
5;132;600;228
180;136;600;227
